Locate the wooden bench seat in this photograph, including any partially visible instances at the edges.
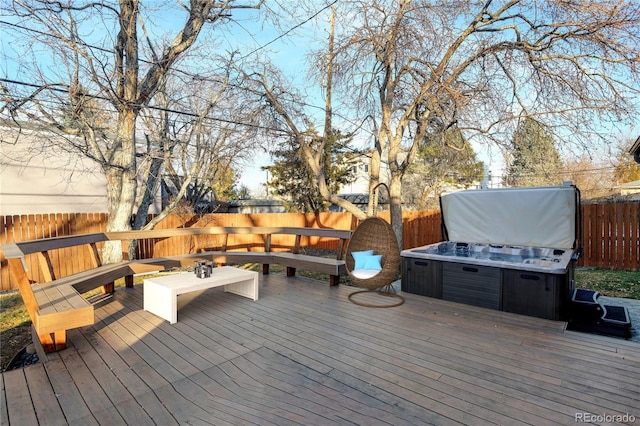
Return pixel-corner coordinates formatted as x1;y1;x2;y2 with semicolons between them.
269;252;346;284
154;226;351;285
4;256;97;353
3;255;212;353
2;225;352;353
31;281;93;342
54;261;132;294
164;251;346;285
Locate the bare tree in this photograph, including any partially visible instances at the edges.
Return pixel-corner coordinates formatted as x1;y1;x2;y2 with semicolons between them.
316;0;640;246
563;156;614;201
1;0;264;262
234;4;371;220
238;62;364;214
134;75;259;231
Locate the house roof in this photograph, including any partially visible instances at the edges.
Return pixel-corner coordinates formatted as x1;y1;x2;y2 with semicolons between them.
630;135;640;164
228;199;284;207
617;179;640;189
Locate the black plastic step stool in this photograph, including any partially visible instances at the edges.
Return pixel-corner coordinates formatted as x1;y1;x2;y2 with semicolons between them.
568;288;632;338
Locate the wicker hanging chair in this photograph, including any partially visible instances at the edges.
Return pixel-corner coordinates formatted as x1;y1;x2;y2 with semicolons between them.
345;185;404;307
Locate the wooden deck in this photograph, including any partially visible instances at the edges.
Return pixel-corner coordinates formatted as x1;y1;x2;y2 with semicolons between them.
2;272;639;425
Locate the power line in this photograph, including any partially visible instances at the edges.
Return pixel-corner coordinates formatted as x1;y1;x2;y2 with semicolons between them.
0;77;290;134
0;76;367;140
0;2;337;64
6;74;625;178
0;2;334;88
237;0;337;61
3;75;628;184
0;1;367;135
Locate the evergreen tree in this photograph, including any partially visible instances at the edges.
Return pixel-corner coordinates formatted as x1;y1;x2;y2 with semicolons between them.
505;118;563;187
403;127;484;209
264;129;354;213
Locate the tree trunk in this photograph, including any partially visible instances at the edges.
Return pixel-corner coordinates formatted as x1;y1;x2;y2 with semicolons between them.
367;146;382;217
389;172;403;250
132;154;164;230
102;111;138;263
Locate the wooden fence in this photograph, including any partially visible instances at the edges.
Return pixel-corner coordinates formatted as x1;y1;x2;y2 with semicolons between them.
581;202;640;271
1;203;637;291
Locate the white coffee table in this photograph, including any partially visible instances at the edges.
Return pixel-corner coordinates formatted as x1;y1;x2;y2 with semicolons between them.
143;266;259;324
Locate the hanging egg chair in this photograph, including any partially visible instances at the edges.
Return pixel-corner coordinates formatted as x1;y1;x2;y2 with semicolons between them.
345;185;404;307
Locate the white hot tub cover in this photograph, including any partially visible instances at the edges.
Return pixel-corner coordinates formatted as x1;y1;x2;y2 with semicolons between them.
439;185;579;250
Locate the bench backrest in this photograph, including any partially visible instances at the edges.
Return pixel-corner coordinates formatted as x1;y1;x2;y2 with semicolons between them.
3;234;107;282
104;226;351;240
105;227;352;258
2;226;352;283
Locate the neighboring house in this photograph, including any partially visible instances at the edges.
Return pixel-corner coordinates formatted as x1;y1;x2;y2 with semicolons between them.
339;150;488;206
630;135;640;164
0;122;161;215
228;199;286;213
611;136;640;201
340;150;421;194
339;152;385;195
1;125;108;215
616;180;640;200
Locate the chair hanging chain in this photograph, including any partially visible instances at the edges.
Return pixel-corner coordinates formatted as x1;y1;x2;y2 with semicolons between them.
372;182;390;217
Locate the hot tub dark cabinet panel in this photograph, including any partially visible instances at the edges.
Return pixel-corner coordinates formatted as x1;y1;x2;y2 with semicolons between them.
400;252;575;320
502;269;574;321
401;257;442;298
442;263;502;310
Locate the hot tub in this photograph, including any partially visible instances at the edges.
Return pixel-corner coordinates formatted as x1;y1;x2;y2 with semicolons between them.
401;185;581;320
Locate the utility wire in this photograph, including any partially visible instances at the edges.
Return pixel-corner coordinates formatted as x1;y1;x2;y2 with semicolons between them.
0;1;367;136
0;78;290;134
236;0;337;61
0;1;336;100
0;1;337;63
4;77;626;179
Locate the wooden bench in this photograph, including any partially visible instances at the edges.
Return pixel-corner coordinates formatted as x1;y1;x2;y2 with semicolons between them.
1;226;352;353
107;226;352;286
1;237;184;353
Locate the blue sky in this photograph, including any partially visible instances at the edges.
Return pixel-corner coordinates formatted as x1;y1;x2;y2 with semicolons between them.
215;4;335;193
2;2;638;196
0;2;332;194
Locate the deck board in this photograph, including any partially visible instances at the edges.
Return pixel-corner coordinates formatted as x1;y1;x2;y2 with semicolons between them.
43;353;94;423
2;272;639;425
2;369;39;425
18;367;62;423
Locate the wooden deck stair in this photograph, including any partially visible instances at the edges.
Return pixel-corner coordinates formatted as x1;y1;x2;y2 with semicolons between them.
569;288;632;337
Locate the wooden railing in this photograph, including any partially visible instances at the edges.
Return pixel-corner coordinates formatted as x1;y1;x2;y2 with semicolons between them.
1;203;638;291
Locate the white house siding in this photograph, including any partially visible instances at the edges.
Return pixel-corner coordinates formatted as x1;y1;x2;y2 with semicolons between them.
1;162;108;215
340;153;392;195
1;125;161;215
1;126;108;215
618;179;640;200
